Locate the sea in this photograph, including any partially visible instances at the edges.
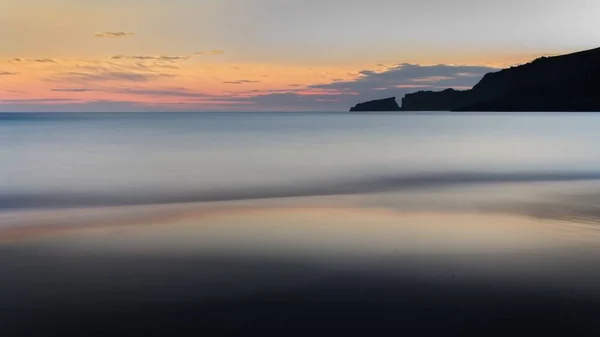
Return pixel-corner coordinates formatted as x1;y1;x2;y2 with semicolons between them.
3;111;600;208
2;111;600;335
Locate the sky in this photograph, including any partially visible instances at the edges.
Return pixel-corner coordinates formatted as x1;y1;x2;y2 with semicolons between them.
1;0;599;112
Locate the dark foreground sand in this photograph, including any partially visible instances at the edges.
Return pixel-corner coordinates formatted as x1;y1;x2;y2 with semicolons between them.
1;251;599;336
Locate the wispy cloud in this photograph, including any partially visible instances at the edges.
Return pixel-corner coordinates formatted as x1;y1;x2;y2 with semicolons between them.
0;99;255;113
51;88;92;92
127;62;180;71
111;55;155;61
310;63;497;93
95;32;134;38
111;55;190;62
8;58;57;64
103;87;213;98
31;59;57;63
194;50;225;56
222;80;261;84
0;71;18;76
1;98;78;103
54;71;176;83
411;76;455;83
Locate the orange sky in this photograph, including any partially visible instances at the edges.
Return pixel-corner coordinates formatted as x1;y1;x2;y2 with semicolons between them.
1;0;598;111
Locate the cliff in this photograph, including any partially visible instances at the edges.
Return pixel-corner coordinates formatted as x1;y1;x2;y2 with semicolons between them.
401;47;600;111
400;89;479;111
350;97;401;112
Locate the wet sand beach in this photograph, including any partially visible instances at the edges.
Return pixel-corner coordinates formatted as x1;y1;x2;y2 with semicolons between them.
2;184;600;335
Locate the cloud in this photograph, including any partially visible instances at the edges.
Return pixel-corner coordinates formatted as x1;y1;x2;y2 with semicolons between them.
222;80;261;84
111;55;190;62
127;62;180;71
95;32;134;38
310;64;497;93
411;76;455;83
111;55;155;61
1;98;78;103
31;59;57;63
212;63;498;111
54;71;176;83
0;99;253;113
6;58;57;64
40;59;181;84
51;88;92;92
455;72;484;77
103;87;213;98
5;61;497;111
0;71;18;76
194;50;225;56
223;92;344;111
0;100;151;113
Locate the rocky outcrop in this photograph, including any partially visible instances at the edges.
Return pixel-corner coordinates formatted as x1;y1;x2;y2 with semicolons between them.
401;47;600;112
400;89;478;111
350;97;401;112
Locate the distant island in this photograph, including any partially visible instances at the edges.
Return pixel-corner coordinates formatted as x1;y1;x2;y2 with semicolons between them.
351;46;600;112
350;97;401;112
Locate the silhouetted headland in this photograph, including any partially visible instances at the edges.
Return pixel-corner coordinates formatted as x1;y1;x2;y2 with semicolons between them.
350;97;401;112
401;46;600;111
353;47;600;112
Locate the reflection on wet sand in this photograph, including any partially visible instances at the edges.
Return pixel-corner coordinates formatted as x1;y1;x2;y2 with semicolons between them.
2;183;600;335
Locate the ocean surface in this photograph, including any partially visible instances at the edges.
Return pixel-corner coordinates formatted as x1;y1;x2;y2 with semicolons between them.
3;111;600;209
2;112;600;335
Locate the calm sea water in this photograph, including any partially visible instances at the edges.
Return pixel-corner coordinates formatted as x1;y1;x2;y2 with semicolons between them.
2;112;600;209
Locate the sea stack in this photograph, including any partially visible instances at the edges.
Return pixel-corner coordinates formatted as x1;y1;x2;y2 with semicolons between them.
350;97;401;112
